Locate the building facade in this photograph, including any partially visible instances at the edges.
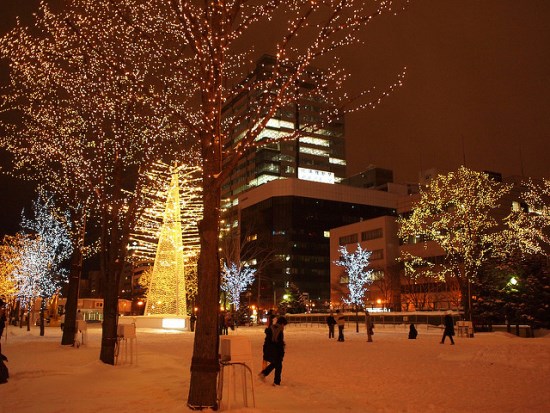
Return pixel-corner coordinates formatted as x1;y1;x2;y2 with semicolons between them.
238;178;402;310
221;54;347;230
329;216;401;310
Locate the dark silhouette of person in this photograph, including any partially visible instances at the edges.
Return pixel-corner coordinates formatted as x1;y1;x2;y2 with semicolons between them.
259;316;288;386
189;312;197;332
0;300;8;384
408;323;418;339
441;312;455;345
336;310;345;342
267;309;276;327
326;312;336;339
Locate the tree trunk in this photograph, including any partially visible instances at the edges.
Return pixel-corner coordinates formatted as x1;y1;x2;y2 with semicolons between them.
62;210;85;346
61;247;83;345
100;283;119;365
39;298;46;336
99;245;124;365
459;278;471;321
187;186;221;409
98;201;122;364
26;307;31;332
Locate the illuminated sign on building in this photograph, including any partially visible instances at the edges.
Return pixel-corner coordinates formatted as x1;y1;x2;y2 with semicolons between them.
298;167;335;184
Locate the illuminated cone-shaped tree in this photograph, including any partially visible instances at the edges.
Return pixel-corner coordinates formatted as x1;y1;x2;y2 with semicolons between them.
130;162;202;308
145;172;187;316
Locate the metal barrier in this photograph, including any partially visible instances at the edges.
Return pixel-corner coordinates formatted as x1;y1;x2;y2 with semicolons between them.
115;323;137;365
217;336;255;410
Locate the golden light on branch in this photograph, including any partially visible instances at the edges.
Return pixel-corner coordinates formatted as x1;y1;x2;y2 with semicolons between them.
397;166;550;318
0;235;24;302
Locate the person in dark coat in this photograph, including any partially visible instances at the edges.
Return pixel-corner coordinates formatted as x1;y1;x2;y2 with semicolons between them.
408;323;418;339
0;301;6;339
326;312;336;339
267;309;276;327
0;351;8;384
259;316;288;386
365;310;374;342
0;301;8;384
336;310;345;342
218;312;226;335
189;312;197;332
441;312;455;344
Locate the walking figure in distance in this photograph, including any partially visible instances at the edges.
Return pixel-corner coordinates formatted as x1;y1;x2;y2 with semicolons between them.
326;311;336;339
408;323;418;339
0;300;8;384
441;312;455;345
365;310;374;342
336;310;345;342
259;316;288;386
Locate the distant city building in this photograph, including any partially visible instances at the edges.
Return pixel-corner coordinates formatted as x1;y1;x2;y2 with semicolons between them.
342;166;394;190
221;54;347;229
330;216;401;310
238;178;404;309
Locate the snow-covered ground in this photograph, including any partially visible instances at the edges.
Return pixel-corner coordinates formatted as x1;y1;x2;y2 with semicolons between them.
1;320;549;413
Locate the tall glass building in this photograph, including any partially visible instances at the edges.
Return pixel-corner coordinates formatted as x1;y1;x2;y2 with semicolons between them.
221;55;347;230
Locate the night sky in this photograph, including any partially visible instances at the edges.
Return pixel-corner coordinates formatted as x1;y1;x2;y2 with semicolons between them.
1;1;549;236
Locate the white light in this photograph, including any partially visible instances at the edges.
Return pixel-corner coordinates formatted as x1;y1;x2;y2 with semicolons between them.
298;167;335;184
162;318;186;329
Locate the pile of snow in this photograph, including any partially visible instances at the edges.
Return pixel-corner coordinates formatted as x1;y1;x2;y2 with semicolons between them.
1;321;549;412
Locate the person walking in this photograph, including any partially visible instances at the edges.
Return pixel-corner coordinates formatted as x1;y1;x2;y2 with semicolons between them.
189;312;197;332
259;316;288;386
365;310;374;342
408;323;418;339
336;310;345;342
326;312;336;339
441;312;455;345
0;301;6;341
218;311;226;335
0;300;8;384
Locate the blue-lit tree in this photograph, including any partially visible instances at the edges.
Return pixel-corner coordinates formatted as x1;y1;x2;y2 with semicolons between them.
334;243;374;333
12;195;73;335
221;262;256;311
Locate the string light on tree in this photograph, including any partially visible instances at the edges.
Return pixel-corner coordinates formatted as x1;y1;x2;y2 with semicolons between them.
11;195;73;334
142;165;202;316
334;243;374;307
221;262;256;311
397;166;550;320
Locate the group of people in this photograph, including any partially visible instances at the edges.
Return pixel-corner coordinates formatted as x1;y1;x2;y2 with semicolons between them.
257;309;455;387
324;310;456;344
325;310;374;342
218;311;234;335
